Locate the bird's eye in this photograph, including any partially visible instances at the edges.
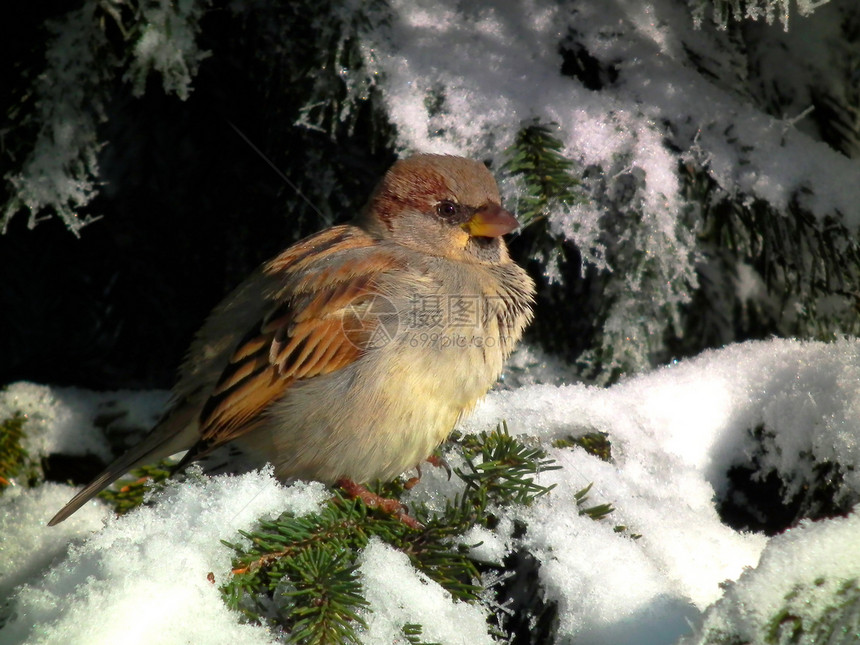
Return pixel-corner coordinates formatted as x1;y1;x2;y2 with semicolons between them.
436;201;458;218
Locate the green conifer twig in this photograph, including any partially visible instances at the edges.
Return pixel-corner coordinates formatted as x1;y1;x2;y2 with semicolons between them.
219;423;620;643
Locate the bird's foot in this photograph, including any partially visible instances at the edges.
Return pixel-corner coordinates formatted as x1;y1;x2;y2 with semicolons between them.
403;454;452;490
425;454;452;479
335;478;423;530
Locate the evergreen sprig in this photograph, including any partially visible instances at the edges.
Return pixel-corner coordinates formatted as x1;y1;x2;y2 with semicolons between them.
401;623;441;645
96;461;173;515
219;423;577;643
502;120;585;230
279;549;369;645
453;423;560;508
696;578;860;644
0;412;39;489
573;483;614;522
682;163;860;351
690;0;813;30
552;431;612;461
499;119;600;374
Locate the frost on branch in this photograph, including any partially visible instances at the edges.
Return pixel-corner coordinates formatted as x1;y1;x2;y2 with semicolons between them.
125;0;210;100
360;0;859;379
2;0;210;235
2;1;113;236
689;0;832;31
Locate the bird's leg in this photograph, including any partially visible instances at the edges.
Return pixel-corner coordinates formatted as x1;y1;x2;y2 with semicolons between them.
335;478;423;530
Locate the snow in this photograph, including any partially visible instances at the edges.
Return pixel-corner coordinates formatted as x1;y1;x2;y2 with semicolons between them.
0;484;109;605
0;468;327;645
681;509;860;644
357;539;495;645
0;383;169;465
1;337;858;643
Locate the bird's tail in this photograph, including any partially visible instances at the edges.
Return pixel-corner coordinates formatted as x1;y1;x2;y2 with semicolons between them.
48;411;198;526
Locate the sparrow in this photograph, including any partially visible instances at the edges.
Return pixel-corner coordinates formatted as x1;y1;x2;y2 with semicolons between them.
49;154;535;526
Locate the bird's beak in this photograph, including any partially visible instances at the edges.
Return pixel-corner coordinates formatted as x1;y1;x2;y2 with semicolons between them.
462;203;520;237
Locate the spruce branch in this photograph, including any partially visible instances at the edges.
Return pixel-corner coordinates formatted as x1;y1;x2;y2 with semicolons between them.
501;120;585;231
96;460;173;516
401;623;442;645
682;162;860;348
279;549;369;645
552;431;612;461
694;578;860;644
688;0;829;31
0;412;39;489
453;423;560;508
219;423;582;642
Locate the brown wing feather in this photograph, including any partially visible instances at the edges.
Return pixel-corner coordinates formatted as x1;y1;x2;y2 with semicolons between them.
196;226;403;447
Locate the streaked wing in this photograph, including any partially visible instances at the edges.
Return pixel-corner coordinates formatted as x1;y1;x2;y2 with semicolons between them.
197;226;403;446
